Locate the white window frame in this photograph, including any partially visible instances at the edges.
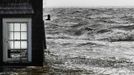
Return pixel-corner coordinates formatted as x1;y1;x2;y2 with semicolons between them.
3;18;32;62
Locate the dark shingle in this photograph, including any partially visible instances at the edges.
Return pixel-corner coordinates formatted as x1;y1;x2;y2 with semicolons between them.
0;3;34;14
0;0;30;3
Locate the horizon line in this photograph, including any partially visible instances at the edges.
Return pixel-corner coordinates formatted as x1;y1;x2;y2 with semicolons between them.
43;6;134;8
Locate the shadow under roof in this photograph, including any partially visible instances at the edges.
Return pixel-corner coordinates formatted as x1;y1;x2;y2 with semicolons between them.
0;3;34;14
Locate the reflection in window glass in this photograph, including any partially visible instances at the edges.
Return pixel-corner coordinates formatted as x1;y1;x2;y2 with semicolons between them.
21;41;27;49
14;23;20;31
14;32;20;40
9;41;14;49
21;50;27;57
9;32;14;40
8;23;14;31
11;53;21;58
14;41;21;49
21;23;27;31
21;32;27;40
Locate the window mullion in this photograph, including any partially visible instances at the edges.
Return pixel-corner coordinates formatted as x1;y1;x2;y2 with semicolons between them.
20;23;21;49
20;23;22;61
13;23;15;50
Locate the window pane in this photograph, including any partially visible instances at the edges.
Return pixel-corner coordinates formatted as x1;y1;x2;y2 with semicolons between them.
21;23;27;31
11;53;20;58
9;41;14;49
21;50;27;57
21;41;27;49
9;32;13;40
21;32;27;40
14;23;20;31
14;32;20;40
14;41;21;49
8;23;14;31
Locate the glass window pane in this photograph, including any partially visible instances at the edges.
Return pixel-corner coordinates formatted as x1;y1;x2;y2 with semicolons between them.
21;41;27;49
14;23;20;31
9;32;13;40
11;53;20;58
9;41;14;49
14;41;21;49
21;32;27;40
21;50;27;57
8;23;14;31
14;32;20;40
21;23;27;31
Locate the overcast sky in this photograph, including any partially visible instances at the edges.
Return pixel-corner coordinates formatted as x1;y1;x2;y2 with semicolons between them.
43;0;134;8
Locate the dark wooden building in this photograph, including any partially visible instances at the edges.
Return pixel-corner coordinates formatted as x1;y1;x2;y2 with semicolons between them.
0;0;46;66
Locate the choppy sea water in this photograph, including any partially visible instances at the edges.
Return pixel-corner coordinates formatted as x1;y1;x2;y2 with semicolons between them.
44;8;134;75
1;8;134;75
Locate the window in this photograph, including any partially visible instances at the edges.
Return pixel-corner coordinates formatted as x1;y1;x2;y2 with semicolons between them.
3;18;32;63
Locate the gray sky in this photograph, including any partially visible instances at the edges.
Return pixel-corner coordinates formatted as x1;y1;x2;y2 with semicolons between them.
43;0;134;8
